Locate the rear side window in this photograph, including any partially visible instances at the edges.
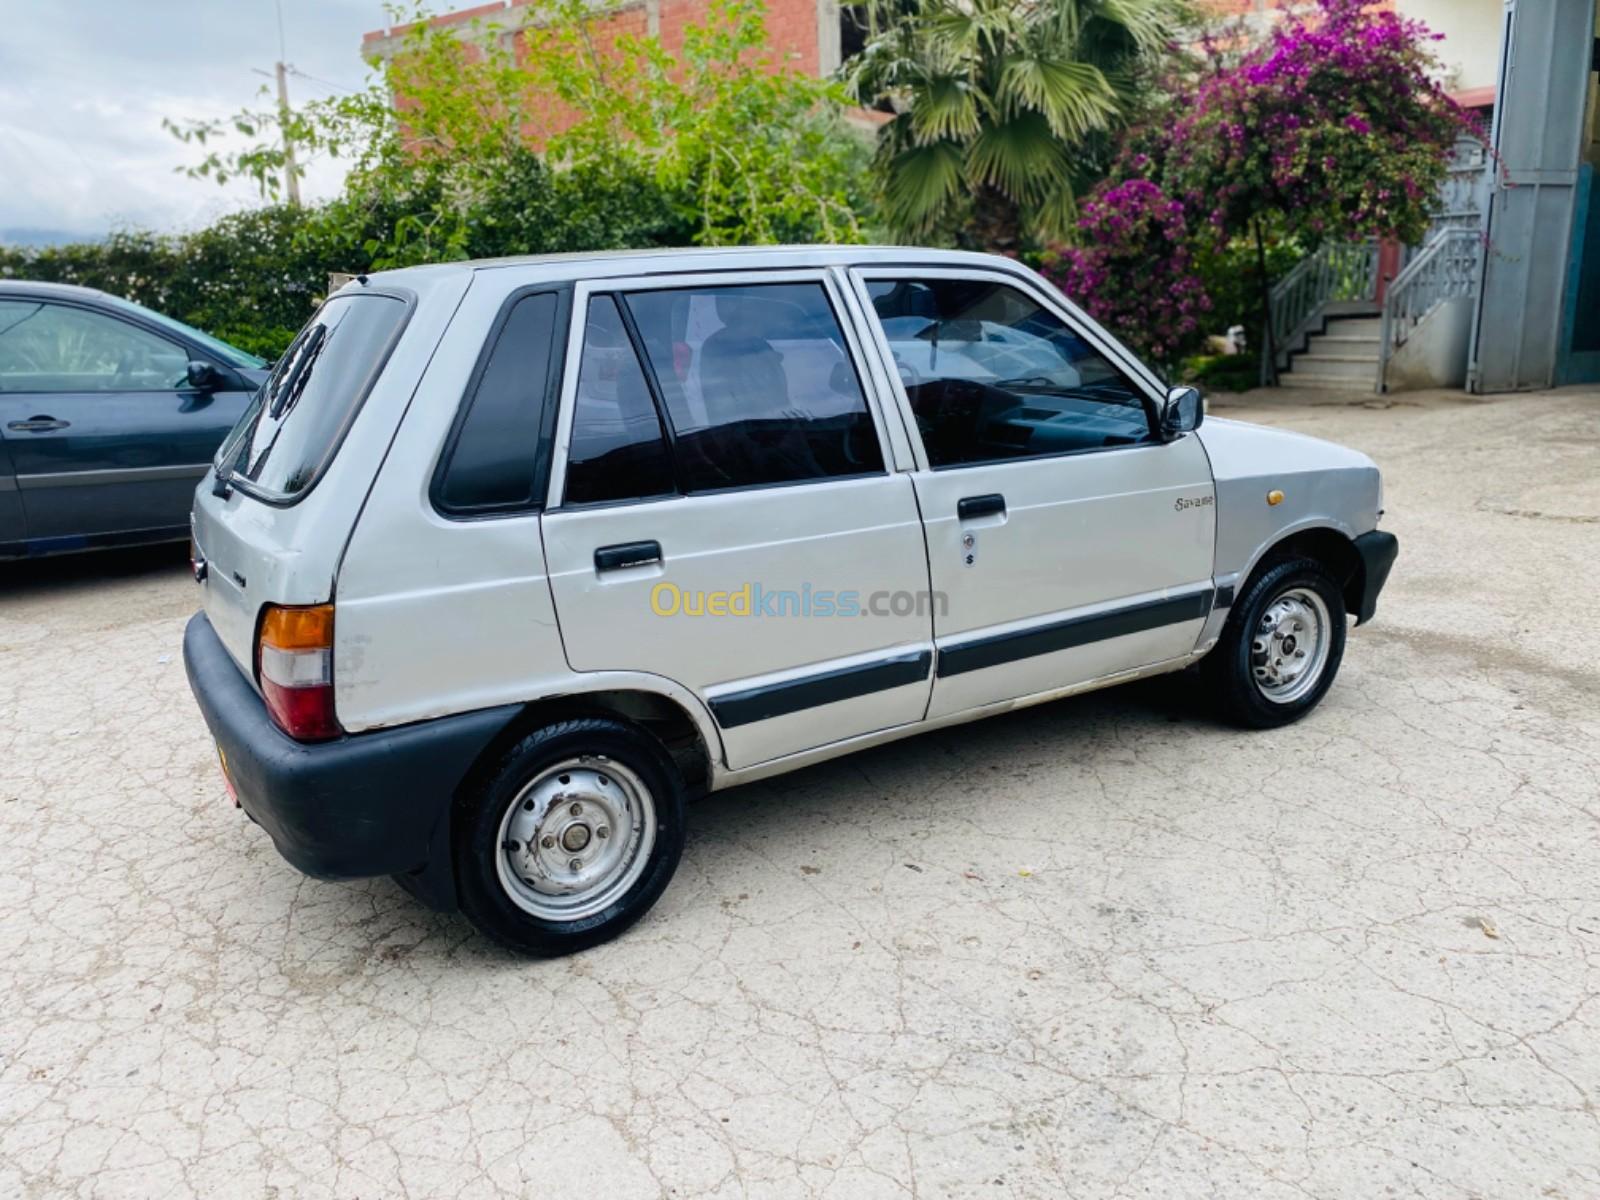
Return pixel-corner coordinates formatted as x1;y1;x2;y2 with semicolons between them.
435;290;563;514
220;292;409;502
622;283;883;492
564;296;675;506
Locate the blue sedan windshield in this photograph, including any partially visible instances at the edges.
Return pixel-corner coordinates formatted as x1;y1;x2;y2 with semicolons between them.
103;296;268;369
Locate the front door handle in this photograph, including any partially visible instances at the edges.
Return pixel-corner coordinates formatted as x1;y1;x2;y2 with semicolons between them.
957;493;1006;520
8;416;70;433
595;540;662;572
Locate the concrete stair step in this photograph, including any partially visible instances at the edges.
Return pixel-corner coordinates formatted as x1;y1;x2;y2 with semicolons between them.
1275;373;1372;390
1292;357;1378;381
1324;317;1383;336
1299;346;1378;363
1321;301;1381;318
1317;332;1382;346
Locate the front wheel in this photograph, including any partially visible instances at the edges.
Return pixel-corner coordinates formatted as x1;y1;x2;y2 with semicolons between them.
454;717;686;956
1203;557;1348;729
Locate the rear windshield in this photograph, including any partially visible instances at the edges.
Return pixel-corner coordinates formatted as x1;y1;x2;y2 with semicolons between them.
217;292;409;503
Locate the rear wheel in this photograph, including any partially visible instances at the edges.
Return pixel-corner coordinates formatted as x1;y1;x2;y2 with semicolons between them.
1204;557;1347;729
454;717;686;956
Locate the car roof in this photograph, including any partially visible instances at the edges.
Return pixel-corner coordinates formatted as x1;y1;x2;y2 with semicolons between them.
0;279;112;302
357;245;1035;297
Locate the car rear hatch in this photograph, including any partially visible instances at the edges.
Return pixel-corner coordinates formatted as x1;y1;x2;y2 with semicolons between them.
192;485;332;683
189;276;467;685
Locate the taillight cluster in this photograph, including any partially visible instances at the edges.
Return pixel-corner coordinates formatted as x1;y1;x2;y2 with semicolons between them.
256;604;341;742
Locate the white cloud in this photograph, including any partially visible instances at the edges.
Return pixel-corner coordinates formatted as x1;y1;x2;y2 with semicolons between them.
0;0;387;239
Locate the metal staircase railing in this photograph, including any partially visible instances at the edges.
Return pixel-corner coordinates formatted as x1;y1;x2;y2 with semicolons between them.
1263;240;1381;386
1377;228;1482;392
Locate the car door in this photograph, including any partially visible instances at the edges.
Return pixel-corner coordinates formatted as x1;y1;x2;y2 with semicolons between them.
540;271;935;770
849;267;1217;720
0;433;22;553
0;297;252;544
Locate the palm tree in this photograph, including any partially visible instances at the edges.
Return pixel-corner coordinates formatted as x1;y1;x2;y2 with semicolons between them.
844;0;1190;251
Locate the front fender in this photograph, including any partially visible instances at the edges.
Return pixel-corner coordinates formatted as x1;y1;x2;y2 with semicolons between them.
1198;418;1382;584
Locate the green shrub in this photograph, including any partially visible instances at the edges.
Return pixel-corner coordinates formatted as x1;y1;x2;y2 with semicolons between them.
1183;353;1259;393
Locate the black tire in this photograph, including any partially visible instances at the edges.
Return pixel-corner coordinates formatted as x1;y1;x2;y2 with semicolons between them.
1203;556;1348;729
454;716;686;956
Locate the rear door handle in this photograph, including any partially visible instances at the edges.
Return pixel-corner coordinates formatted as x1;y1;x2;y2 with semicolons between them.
957;493;1006;520
594;540;662;572
8;416;69;433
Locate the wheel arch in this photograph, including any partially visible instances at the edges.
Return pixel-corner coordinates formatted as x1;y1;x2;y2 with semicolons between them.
1245;523;1367;618
394;679;719;914
459;683;720;804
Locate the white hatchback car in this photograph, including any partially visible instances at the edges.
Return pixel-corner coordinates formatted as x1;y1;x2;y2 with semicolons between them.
184;247;1398;955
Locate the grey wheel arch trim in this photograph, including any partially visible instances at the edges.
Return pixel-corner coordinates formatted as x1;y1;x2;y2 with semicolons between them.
1228;516;1363;598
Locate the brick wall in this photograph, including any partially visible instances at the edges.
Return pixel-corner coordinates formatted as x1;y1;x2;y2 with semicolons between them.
367;0;826;144
758;0;822;75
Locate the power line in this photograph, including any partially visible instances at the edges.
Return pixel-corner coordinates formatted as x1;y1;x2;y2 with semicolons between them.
287;67;359;95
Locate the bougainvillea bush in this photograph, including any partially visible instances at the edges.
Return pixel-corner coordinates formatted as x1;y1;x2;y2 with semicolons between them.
1041;179;1210;366
1165;0;1471;246
1043;0;1474;369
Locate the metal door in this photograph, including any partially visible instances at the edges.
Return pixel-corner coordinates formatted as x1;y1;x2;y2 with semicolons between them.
848;266;1217;720
0;299;251;543
1469;0;1596;392
540;270;936;770
0;434;23;552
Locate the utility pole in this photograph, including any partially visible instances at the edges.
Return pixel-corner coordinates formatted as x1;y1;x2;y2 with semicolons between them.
274;60;301;206
272;0;300;206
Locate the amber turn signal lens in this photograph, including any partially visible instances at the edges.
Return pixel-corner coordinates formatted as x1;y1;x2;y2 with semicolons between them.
260;603;335;651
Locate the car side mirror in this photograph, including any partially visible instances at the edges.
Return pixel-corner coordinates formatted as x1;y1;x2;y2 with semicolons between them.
1160;385;1204;440
185;360;225;392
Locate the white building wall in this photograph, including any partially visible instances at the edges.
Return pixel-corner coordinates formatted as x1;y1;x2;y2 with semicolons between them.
1397;0;1504;93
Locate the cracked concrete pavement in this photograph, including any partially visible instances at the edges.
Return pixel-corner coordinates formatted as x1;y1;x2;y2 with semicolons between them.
2;386;1597;1199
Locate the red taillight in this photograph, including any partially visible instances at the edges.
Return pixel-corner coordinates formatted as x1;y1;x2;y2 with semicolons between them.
256;603;341;741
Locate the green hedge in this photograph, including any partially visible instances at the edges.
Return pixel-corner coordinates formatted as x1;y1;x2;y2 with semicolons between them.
2;212;343;361
0;154;695;360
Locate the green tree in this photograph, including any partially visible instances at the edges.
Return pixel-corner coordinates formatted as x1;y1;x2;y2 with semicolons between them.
527;0;871;245
1158;0;1473;382
164;0;868;261
843;0;1191;251
164;2;570;266
1040;0;1473;381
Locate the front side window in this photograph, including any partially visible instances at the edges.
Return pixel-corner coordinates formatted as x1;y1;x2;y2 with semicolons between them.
102;295;268;369
564;295;675;506
865;278;1153;467
219;292;409;501
622;283;884;492
0;300;189;393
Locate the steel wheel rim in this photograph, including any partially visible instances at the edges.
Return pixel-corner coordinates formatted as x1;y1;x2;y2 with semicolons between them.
495;756;657;921
1251;586;1333;705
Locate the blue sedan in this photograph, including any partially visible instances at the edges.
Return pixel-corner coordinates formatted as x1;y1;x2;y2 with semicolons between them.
0;281;269;558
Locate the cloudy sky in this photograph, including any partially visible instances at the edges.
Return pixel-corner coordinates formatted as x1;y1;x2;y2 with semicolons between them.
0;0;395;242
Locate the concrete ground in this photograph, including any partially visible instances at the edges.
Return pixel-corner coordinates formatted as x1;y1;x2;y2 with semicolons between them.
2;386;1597;1200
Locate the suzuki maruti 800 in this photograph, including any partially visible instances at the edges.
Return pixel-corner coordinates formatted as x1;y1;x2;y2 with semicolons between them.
184;247;1398;955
